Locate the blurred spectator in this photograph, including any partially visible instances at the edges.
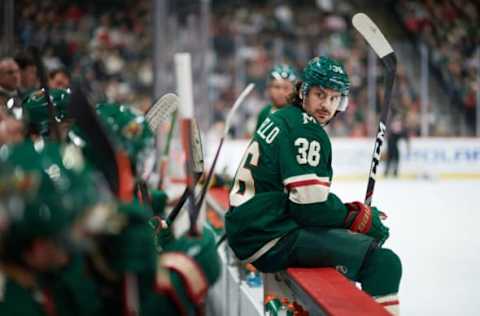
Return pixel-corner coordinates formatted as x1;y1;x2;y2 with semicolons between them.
396;0;480;135
48;68;71;89
0;108;24;145
14;52;39;98
384;116;410;178
0;58;21;108
13;0;423;137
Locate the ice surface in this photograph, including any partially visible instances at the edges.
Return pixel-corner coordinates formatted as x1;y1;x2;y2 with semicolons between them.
331;178;480;316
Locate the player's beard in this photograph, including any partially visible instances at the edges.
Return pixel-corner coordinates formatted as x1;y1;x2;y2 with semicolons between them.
314;109;332;124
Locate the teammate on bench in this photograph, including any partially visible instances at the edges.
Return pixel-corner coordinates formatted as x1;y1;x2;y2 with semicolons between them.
255;64;298;131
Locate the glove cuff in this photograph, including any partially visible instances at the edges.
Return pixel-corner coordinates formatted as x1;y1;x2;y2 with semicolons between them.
158;252;208;305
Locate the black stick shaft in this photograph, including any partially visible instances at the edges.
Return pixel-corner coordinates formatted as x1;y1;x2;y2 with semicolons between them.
364;53;397;206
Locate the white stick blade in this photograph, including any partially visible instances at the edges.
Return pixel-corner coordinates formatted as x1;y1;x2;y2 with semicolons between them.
145;93;179;131
191;120;204;174
352;13;393;58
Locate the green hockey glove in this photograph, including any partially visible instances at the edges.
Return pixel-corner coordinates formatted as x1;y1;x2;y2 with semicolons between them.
107;201;156;273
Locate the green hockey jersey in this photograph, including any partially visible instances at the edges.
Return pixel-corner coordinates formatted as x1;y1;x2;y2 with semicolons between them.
226;105;348;262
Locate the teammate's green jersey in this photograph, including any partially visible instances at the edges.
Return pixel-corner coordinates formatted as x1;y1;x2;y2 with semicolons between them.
0;255;101;316
226;105;348;262
255;103;274;131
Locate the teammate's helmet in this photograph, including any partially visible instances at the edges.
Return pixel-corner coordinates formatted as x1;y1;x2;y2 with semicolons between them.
0;140;111;263
302;56;350;111
268;64;299;83
22;88;72;135
95;102;155;176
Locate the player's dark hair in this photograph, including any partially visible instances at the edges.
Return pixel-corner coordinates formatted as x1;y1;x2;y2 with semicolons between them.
48;68;70;80
14;52;36;69
287;81;303;107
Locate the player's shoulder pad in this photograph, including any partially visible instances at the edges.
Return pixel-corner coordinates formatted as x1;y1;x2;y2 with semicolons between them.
260;103;273;115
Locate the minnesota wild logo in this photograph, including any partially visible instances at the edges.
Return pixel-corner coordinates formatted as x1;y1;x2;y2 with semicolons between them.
32;89;45;100
122;121;143;139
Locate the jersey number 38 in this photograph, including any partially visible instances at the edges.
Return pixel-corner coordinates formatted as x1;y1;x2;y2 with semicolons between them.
294;137;321;167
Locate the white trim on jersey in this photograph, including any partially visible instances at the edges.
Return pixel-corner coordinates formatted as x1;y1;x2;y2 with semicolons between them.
375;293;400;316
283;174;331;204
241;236;283;264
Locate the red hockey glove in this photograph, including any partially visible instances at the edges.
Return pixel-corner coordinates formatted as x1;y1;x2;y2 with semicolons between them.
344;201;389;245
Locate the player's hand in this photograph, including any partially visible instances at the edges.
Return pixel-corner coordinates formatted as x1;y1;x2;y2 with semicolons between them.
344;201;389;245
148;215;174;251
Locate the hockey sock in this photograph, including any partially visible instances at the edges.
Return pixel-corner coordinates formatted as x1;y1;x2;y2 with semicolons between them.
375;293;400;315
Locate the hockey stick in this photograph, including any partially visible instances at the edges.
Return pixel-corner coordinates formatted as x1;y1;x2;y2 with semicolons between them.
145;93;178;132
149;93;180;189
69;88;138;316
135;93;179;203
69;88;120;195
31;46;61;141
157;110;177;189
166;83;254;227
193;83;254;213
352;13;397;206
165;119;204;225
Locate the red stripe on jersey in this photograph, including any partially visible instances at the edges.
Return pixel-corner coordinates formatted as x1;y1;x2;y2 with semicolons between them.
381;300;399;307
286;179;330;189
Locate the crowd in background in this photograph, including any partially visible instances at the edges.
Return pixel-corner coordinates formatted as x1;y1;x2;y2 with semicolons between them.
10;0;474;138
209;1;420;137
14;0;154;109
396;0;479;135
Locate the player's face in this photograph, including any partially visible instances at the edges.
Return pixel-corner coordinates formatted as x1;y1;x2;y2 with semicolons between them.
23;239;69;271
21;65;38;89
0;60;21;91
49;72;70;89
303;86;342;124
268;79;294;108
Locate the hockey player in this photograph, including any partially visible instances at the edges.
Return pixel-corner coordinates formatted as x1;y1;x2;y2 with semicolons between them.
0;140;109;316
384;115;410;178
69;102;221;315
0;139;220;316
22;88;73;140
226;56;401;315
255;64;299;131
92;102;165;212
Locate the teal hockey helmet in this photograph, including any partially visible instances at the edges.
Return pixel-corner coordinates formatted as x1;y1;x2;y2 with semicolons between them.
0;140;113;263
301;56;350;111
22;88;72;135
268;64;299;83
